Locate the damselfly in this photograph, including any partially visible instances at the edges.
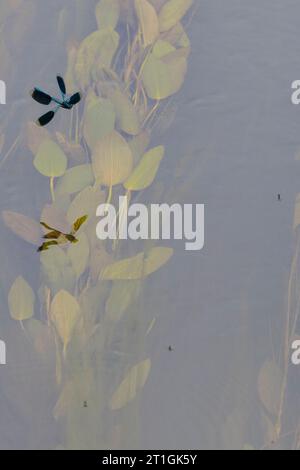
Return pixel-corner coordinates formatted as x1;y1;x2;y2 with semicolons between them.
31;76;81;127
38;215;88;252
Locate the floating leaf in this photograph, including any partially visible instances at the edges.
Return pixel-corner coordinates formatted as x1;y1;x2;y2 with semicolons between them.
8;276;35;321
92;131;133;186
55;164;94;196
158;0;193;32
124;145;164;191
142;51;187;100
110;89;139;136
50;290;80;353
106;280;141;322
96;0;120;29
101;253;144;280
135;0;159;47
83;98;116;150
258;360;283;416
2;210;41;244
144;246;174;276
75;29;119;88
110;359;151;410
34;139;67;178
68;233;89;278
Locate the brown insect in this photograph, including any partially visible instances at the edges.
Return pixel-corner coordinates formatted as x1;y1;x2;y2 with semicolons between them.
38;215;88;252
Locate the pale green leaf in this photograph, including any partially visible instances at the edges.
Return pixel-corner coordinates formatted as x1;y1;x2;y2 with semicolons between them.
8;276;35;321
124;145;164;191
129;131;150;164
55;164;94;196
110;89;139;136
50;290;80;353
2;210;41;245
135;0;159;47
110;359;151;410
40;246;76;294
92;131;133;187
101;247;173;280
144;246;174;276
153;39;176;58
96;0;120;29
67;186;104;224
158;0;193;32
75;29;119;88
105;280;141;322
34;139;67;178
83;97;116;150
142;51;187;100
68;233;89;278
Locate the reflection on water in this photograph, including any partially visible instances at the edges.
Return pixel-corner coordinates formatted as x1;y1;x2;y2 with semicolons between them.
0;0;300;450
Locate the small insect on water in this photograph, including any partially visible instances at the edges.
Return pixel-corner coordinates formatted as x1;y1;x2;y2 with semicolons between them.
38;215;88;252
31;76;81;127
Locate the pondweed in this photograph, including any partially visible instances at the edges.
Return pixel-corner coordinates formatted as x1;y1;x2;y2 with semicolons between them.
2;0;196;449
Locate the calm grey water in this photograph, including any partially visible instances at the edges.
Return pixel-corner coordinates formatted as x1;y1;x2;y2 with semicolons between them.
1;0;300;450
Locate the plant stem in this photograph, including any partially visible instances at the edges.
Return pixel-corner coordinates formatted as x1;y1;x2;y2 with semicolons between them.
50;176;55;202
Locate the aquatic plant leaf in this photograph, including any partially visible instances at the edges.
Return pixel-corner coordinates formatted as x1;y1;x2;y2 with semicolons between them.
68;233;89;278
55;133;85;162
158;0;193;32
96;0;120;29
144;246;174;276
258;360;283;416
67;186;104;224
101;247;173;280
110;359;151;410
34;139;67;178
142;51;187;99
135;0;159;47
73;215;88;233
50;290;80;353
153;39;176;58
26;318;54;359
40;204;70;234
124;145;164;191
129;131;150;164
75;29;119;88
110;89;139;136
40;246;76;294
100;253;144;280
8;276;35;321
163;22;190;48
105;280;141;322
149;0;166;11
92;131;133;186
55;164;94;196
2;210;41;244
83;98;116;150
